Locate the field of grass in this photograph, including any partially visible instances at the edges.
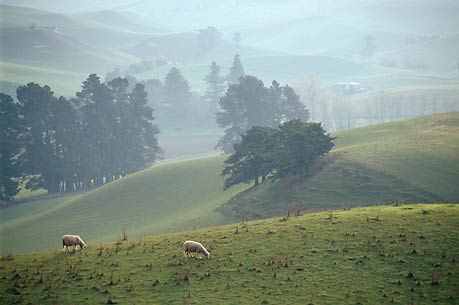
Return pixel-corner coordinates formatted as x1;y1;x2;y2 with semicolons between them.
224;113;459;218
0;156;249;253
0;203;457;304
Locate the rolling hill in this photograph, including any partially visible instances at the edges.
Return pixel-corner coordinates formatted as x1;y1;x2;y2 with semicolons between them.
1;113;458;253
0;203;457;304
0;156;250;253
223;112;459;218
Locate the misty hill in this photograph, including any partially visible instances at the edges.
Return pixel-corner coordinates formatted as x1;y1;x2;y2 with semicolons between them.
0;27;138;72
2;113;458;253
0;203;457;304
377;34;459;72
223;112;459;218
123;31;278;65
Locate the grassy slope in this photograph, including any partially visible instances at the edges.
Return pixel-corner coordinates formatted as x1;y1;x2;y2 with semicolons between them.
224;113;459;218
0;203;457;304
0;156;249;253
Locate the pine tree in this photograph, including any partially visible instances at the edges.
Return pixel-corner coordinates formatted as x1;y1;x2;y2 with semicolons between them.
275;120;334;178
227;54;245;84
163;67;191;119
216;75;272;153
0;93;23;201
222;126;278;189
76;74;116;187
204;61;225;114
16;83;63;193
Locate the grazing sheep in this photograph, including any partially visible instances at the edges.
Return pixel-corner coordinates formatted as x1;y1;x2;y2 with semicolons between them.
62;234;86;251
183;240;209;259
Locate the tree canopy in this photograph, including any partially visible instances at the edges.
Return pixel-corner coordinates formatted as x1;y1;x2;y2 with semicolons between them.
222;120;334;189
0;74;161;201
216;75;309;153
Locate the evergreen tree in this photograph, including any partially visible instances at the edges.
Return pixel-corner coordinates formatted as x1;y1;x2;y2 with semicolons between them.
222;126;278;189
216;75;272;153
275;120;334;178
198;26;221;53
127;83;161;168
0;93;23;201
76;74;116;187
204;61;225;114
16;83;63;193
141;78;163;109
49;96;80;192
227;54;245;84
163;67;191;119
222;120;335;189
278;84;310;122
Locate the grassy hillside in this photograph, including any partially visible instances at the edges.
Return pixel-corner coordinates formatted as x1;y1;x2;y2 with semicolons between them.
0;203;457;304
224;113;459;218
0;156;249;253
0;27;138;71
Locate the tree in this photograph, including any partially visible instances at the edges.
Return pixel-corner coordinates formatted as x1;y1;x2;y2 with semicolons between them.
16;83;63;193
227;54;245;84
361;34;376;58
270;81;309;123
141;78;163;109
216;76;309;153
216;75;272;153
198;26;221;53
48;96;80;192
163;67;191;119
204;61;225;114
222;120;335;189
105;67;123;83
233;32;242;46
126;83;162;168
0;93;23;201
222;126;278;189
275;120;334;178
76;74;116;187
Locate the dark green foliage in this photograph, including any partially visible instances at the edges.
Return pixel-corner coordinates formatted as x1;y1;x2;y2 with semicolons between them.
275;120;334;178
16;83;63;193
222;120;333;188
216;76;309;153
4;74;161;197
222;127;278;189
0;93;23;201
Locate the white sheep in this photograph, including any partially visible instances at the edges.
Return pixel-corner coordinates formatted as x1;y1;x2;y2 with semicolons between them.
183;240;210;259
62;234;86;251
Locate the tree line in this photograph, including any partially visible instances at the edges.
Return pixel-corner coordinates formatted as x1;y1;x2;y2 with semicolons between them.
104;54;246;130
1;74;161;202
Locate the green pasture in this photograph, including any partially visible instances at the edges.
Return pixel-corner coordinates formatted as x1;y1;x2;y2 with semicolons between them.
225;113;459;218
0;156;249;253
0;203;457;304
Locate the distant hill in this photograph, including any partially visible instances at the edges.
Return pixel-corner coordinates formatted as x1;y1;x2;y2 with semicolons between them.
223;112;459;218
0;27;137;70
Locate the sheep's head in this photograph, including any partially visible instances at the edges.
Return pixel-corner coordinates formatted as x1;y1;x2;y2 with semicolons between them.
79;239;86;249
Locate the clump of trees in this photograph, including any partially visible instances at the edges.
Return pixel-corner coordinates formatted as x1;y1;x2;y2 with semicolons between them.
222;120;334;189
0;74;161;201
216;75;309;153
